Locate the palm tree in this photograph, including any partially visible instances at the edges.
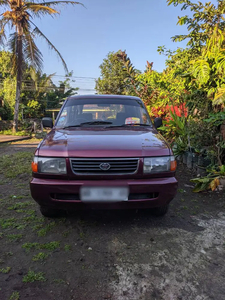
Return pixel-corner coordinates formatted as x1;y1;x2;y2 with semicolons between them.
0;0;82;132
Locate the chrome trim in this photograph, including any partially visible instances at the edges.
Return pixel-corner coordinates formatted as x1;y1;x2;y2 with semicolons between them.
69;157;140;175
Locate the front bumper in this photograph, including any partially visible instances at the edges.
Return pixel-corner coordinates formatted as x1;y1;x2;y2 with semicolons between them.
30;177;178;210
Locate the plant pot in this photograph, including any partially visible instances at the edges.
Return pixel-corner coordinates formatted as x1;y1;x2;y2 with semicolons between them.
187;152;193;169
183;151;188;165
197;166;207;177
203;157;211;168
198;156;204;167
192;153;198;170
176;155;182;162
219;178;225;187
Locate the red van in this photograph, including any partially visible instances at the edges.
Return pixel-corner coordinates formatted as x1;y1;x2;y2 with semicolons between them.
30;95;177;217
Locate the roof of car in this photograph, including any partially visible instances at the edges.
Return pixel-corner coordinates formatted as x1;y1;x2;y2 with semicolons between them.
67;94;142;101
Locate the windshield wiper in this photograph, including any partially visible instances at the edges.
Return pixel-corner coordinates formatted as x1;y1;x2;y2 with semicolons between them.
62;125;82;129
62;121;113;129
108;123;151;128
79;121;113;125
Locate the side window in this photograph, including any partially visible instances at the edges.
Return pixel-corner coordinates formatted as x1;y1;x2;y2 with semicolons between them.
57;107;68;126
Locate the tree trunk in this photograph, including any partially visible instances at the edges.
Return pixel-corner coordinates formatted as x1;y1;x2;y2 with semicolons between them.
12;28;23;134
13;74;22;133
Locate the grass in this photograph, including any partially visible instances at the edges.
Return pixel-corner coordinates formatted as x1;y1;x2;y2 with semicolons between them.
7;234;23;241
37;221;56;237
62;230;70;237
64;244;72;251
180;205;188;210
32;252;49;262
53;278;67;285
0;214;38;230
0;129;30;136
22;270;46;283
8;201;33;210
8;291;20;300
22;241;60;252
11;137;42;144
0;267;11;274
79;231;85;239
0;152;33;178
0;218;18;229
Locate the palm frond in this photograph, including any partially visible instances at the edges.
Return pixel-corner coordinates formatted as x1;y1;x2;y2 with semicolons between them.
8;32;19;75
23;32;43;71
0;0;9;6
25;4;59;17
0;18;9;45
29;1;84;8
32;23;68;73
38;73;55;93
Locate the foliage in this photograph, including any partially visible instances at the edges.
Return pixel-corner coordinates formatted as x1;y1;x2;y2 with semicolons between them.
44;72;79;110
167;0;225;109
8;291;20;300
96;51;138;95
188;118;218;149
22;241;60;252
23;270;46;283
191;165;225;192
0;51;16;119
173;136;188;156
0;0;83;131
21;71;78;118
0;266;11;273
95;0;225;167
32;252;49;261
167;0;225;48
158;108;187;144
0;55;78;119
204;111;225;127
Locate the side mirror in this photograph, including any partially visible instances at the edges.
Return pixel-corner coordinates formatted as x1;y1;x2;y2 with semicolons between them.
154;117;162;129
42;117;53;128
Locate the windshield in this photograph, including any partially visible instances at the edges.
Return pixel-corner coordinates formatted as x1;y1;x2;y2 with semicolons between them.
55;98;152;128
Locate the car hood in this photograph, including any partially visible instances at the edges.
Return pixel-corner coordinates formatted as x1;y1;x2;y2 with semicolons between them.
37;128;170;157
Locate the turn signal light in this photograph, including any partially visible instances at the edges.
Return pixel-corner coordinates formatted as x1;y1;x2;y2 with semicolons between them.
170;160;177;171
32;162;38;173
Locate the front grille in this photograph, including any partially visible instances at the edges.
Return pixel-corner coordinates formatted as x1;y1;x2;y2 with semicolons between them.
51;193;80;201
70;158;139;175
128;193;158;200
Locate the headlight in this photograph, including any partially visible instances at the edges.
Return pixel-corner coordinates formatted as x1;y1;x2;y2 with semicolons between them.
143;156;176;173
32;157;67;174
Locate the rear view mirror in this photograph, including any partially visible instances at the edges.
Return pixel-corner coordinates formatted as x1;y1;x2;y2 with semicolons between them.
154;117;162;129
42;117;53;128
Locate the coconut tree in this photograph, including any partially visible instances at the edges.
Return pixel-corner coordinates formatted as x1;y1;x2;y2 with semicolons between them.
0;0;82;132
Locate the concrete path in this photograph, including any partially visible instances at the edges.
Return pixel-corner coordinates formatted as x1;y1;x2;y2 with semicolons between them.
0;134;30;143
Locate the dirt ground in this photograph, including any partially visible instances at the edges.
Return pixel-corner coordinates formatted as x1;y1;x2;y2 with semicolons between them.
0;141;225;300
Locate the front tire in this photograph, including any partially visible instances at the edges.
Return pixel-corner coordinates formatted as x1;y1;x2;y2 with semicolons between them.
40;206;65;218
152;205;169;216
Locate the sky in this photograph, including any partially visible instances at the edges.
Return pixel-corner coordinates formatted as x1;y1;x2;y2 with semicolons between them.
31;0;217;93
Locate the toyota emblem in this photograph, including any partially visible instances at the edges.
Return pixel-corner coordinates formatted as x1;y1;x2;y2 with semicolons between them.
99;162;111;171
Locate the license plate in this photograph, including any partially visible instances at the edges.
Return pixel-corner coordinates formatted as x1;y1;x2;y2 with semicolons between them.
80;187;129;202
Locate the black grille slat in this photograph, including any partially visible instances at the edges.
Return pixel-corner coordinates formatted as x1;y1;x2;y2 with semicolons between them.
72;161;137;165
70;158;139;175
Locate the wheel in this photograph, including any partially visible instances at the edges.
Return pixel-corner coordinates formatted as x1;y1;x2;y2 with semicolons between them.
152;205;169;217
40;206;65;218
